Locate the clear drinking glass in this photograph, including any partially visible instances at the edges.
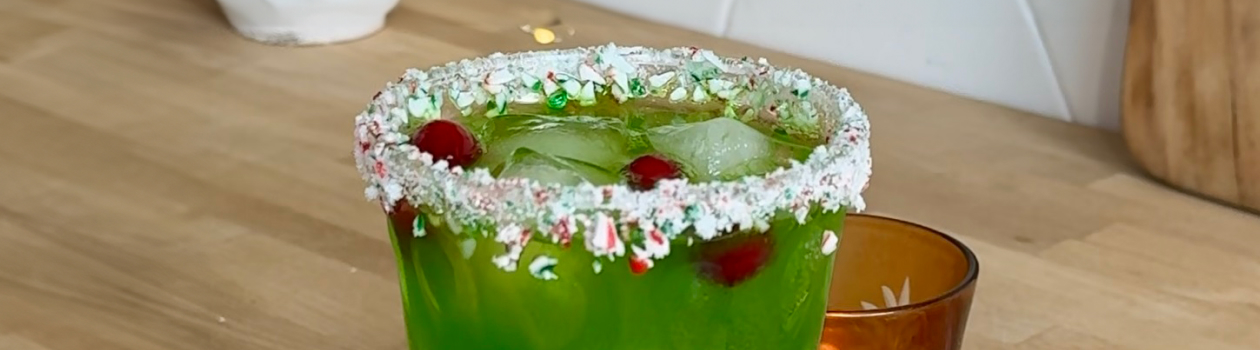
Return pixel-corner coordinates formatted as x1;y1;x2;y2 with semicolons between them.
352;44;872;350
821;214;979;350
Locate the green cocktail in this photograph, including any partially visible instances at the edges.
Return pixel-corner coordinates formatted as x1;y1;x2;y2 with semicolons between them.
353;44;872;350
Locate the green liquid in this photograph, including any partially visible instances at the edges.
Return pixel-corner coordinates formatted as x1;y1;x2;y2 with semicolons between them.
388;210;842;350
390;107;840;349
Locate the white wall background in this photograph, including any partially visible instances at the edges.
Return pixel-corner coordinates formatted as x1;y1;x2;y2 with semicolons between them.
576;0;1132;130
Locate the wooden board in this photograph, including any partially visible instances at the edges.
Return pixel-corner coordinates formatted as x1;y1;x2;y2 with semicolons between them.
1122;0;1260;212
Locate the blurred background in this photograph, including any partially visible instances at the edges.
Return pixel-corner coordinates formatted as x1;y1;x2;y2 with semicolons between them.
582;0;1131;130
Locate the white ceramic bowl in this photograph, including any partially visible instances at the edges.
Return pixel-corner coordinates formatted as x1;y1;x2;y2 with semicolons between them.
216;0;400;46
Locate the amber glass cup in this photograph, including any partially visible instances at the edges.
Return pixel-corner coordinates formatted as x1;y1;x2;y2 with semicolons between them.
820;214;979;350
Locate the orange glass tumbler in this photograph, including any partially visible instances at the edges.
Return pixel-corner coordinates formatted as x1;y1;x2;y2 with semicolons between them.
820;214;979;350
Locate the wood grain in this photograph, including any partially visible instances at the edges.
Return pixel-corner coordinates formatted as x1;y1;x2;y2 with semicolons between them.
1123;0;1260;211
2;0;1259;349
1231;0;1260;210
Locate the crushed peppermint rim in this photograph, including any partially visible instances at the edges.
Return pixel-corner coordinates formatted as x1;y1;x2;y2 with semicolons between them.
353;43;872;274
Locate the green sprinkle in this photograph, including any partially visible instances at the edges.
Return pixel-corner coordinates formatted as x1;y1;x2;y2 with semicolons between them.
412;215;426;238
546;90;568;110
429;94;442;112
629;227;646;245
685;61;720;81
485;94;509;117
684;205;700;220
629;78;646;97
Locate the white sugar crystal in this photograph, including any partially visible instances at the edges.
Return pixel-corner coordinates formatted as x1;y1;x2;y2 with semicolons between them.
382;183;404;204
578;64;605;85
690;87;708;103
529;255;559;280
598;43;637;74
821;230;838;255
693;215;718;239
669;87;687;101
648;72;675;88
492;244;524;272
612;69;630;90
706;79;734;94
496;224;523;244
352;44;872;273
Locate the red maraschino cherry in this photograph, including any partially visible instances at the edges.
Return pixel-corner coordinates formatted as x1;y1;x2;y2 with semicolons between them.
411;120;482;168
695;234;774;287
629;256;652;275
624;154;682;190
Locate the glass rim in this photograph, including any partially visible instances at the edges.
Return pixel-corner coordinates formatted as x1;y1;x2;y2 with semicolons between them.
353;43;872;274
825;214;979;317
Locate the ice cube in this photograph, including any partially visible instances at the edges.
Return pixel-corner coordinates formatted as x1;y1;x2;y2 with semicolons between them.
476;114;634;173
498;148;619;186
648;117;804;181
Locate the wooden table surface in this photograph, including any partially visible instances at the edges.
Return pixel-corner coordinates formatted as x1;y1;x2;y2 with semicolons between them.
2;0;1259;349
